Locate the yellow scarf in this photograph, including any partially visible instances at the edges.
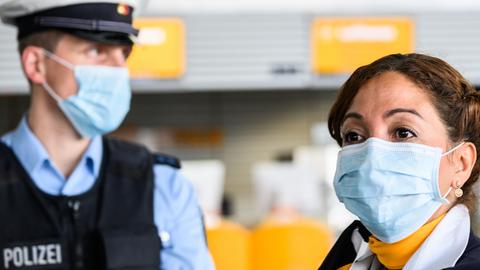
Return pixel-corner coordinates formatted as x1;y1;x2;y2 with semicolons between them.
368;214;445;269
336;214;445;270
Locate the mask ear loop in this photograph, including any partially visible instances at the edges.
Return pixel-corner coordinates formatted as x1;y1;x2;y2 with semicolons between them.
440;142;466;203
442;181;464;204
442;142;465;157
441;186;453;204
42;49;75;70
41;82;63;104
41;49;76;103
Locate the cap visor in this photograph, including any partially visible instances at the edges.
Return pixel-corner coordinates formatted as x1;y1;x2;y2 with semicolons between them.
66;30;134;45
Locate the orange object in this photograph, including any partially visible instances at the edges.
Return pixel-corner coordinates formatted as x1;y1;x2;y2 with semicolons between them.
127;18;185;79
116;4;130;16
311;17;414;74
337;263;353;270
251;217;333;270
207;220;251;270
368;213;445;269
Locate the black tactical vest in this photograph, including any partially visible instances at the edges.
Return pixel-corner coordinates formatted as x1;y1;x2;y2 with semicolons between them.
0;138;178;270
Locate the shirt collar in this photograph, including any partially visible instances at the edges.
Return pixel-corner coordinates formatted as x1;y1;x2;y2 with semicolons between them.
8;116;103;178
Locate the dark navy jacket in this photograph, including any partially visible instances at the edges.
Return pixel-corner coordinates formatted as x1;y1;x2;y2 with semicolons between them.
319;221;480;270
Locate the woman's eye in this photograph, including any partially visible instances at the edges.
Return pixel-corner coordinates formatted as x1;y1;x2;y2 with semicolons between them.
343;131;364;144
395;128;417;140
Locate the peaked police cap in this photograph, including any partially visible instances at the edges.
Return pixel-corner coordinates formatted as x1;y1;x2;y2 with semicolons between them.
0;0;139;45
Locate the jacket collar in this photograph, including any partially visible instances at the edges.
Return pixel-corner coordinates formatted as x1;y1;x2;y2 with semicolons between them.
404;204;469;269
350;204;470;270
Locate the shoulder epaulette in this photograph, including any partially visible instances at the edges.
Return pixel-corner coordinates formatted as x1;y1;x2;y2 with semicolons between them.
153;153;181;169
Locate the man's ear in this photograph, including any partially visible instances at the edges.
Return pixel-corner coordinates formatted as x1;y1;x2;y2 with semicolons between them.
21;46;47;84
454;142;477;187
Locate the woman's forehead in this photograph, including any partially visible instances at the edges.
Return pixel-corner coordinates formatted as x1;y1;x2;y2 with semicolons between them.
348;72;432;115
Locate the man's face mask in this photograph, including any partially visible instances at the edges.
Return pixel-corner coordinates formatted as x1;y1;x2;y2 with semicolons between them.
41;49;131;138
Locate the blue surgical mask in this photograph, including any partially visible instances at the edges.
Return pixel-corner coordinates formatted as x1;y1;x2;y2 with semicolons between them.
334;137;464;243
41;50;131;138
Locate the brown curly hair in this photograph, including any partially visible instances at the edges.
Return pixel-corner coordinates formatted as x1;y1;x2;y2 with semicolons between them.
328;53;480;212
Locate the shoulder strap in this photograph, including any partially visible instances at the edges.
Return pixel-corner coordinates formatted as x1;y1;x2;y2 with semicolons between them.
99;137;155;226
153;153;181;169
103;137;151;167
104;137;181;170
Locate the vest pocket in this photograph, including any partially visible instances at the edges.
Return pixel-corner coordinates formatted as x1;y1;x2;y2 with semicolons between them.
100;228;160;269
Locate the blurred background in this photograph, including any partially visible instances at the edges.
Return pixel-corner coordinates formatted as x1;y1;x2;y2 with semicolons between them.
1;0;480;269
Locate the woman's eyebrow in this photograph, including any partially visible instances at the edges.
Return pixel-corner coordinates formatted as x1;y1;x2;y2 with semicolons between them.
343;112;363;122
342;108;423;125
384;108;424;119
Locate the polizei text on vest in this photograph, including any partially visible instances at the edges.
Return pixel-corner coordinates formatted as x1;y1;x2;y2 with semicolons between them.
3;244;62;269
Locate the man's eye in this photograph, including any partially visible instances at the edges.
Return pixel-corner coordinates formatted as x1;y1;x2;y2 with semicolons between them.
122;46;132;59
86;47;100;58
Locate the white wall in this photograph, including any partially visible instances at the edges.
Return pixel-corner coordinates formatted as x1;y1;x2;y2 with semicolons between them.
141;0;480;14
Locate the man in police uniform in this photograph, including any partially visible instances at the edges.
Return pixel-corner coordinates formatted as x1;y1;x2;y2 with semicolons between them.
0;0;214;269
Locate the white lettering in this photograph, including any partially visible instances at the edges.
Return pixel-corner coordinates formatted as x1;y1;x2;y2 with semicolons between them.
37;246;46;265
2;244;62;269
22;247;33;266
32;246;38;265
3;249;13;269
46;245;56;264
12;248;22;267
55;245;62;264
338;24;397;42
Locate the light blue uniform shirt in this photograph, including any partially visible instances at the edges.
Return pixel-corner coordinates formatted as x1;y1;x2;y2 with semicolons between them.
1;117;214;270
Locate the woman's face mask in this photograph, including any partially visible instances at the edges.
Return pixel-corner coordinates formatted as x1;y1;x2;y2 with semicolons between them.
335;72;462;242
334;138;463;243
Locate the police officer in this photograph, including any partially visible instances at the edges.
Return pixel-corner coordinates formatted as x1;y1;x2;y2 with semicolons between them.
0;0;214;269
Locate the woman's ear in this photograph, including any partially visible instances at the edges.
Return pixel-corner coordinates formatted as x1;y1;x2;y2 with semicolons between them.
454;142;477;187
21;46;47;84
